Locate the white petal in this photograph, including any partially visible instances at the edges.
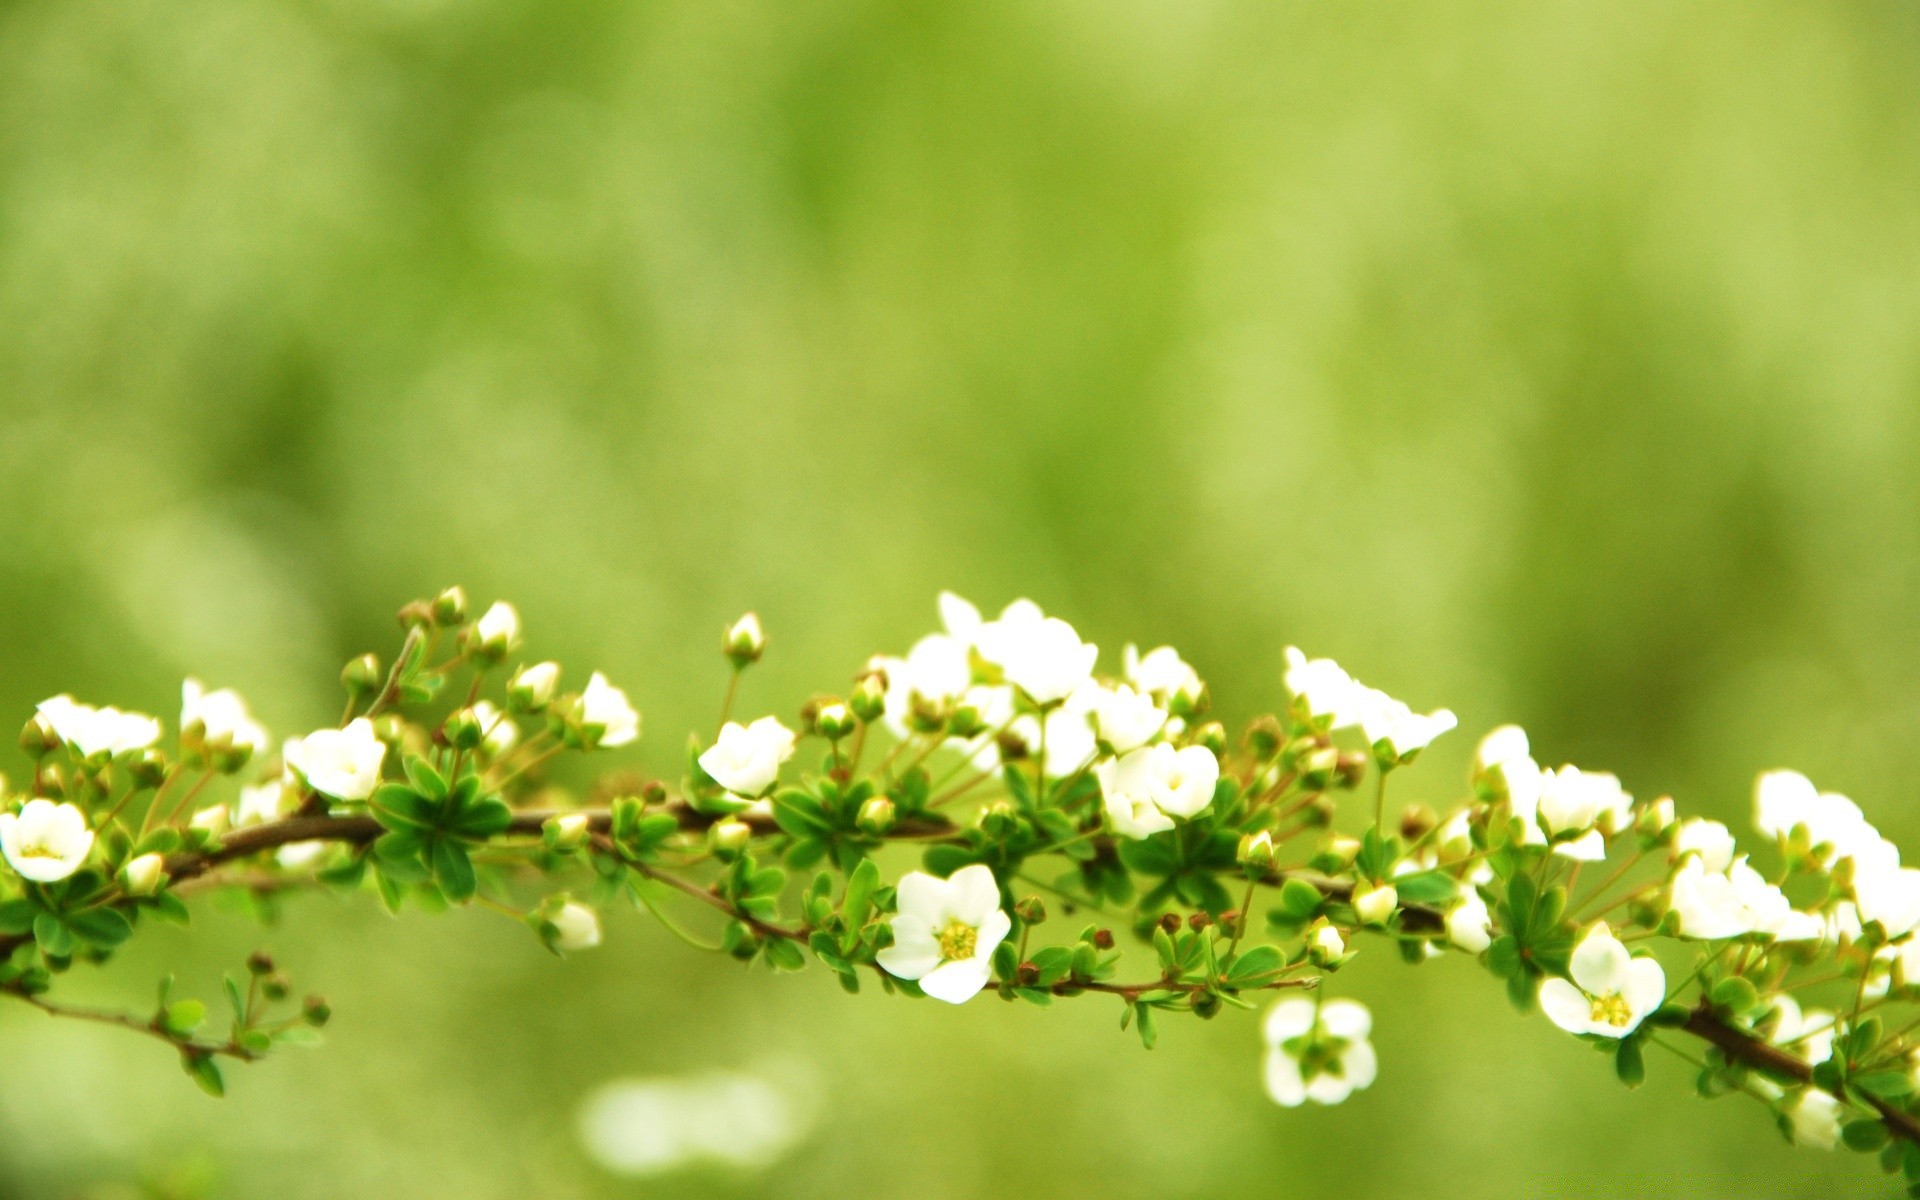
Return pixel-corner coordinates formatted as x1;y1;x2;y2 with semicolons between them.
1319;999;1372;1040
893;872;951;923
1338;1040;1378;1091
1538;978;1594;1036
973;909;1013;959
1569;924;1631;996
947;864;1002;925
918;959;990;1004
1623;957;1667;1027
1263;997;1317;1045
1304;1071;1354;1106
1553;830;1608;862
1264;1049;1307;1107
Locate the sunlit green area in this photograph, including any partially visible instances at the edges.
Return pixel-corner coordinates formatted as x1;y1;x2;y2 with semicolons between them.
4;1;1920;1195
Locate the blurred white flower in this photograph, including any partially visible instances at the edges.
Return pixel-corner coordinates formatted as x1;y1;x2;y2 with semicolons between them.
1783;1089;1840;1150
0;799;94;882
1097;743;1219;839
121;851;166;896
235;780;292;827
1123;644;1203;708
699;717;796;797
578;1069;813;1177
473;601;522;656
974;601;1097;706
1357;691;1456;765
179;679;269;766
1755;770;1898;871
509;661;561;710
1473;725;1546;844
1673;818;1737;873
1282;647;1367;730
35;695;161;759
1352;882;1398;926
1763;995;1835;1066
875;864;1010;1004
579;672;641;749
1538;922;1664;1039
471;700;519;758
1088;684;1167;755
1852;865;1920;939
284;719;387;802
1447;890;1493;953
550;901;602;951
1536;766;1631;839
1263;998;1377;1107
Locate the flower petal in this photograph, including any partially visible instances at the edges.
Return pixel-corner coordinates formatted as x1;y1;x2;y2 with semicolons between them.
1263;998;1317;1045
918;959;990;1004
973;909;1013;961
1339;1040;1378;1091
894;872;951;924
947;864;1002;925
1538;978;1593;1036
1263;1049;1307;1107
1319;999;1372;1040
1569;923;1631;995
1624;956;1666;1028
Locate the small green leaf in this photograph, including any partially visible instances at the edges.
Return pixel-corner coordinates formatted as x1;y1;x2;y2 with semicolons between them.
1710;976;1760;1015
1135;1001;1157;1049
66;907;134;948
762;937;806;971
32;913;73;959
1843;1118;1891;1153
164;999;207;1037
403;755;449;801
1278;878;1324;919
842;858;879;929
0;900;37;936
431;840;476;903
1615;1036;1645;1088
1224;945;1284;985
183;1053;225;1098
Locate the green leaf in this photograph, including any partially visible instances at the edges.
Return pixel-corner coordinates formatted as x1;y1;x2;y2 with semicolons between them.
403;755;449;800
32;913;73;959
449;795;512;839
183;1053;225;1098
1506;874;1536;931
371;784;433;829
1153;925;1178;971
164;999;206;1037
431;840;476;903
763;937;806;971
1855;1070;1916;1099
1615;1037;1645;1088
842;858;879;929
1277;878;1324;919
1392;870;1457;907
772;789;831;836
1843;1119;1891;1153
1224;945;1284;985
1710;976;1760;1015
66;907;134;948
0;900;36;935
1134;1001;1157;1049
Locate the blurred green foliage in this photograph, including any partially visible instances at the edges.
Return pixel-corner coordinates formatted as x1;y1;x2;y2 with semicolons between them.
3;0;1919;1195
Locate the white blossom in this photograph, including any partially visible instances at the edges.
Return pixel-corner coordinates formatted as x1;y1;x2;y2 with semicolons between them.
1096;744;1219;839
1356;691;1457;765
509;661;561;710
973;602;1098;706
1670;857;1755;940
1783;1089;1840;1150
1536;766;1631;839
1763;996;1835;1066
1473;725;1545;844
1352;882;1398;926
1538;922;1664;1039
1263;998;1377;1107
235;780;293;827
1853;865;1920;939
1755;770;1898;871
1282;647;1369;730
1087;684;1167;755
551;901;602;951
699;717;797;797
0;799;94;882
1123;644;1203;708
579;672;641;749
1673;818;1737;873
875;864;1011;1004
284;718;387;802
180;679;270;765
471;700;519;758
35;695;162;759
121;851;166;896
474;601;522;655
1447;890;1493;953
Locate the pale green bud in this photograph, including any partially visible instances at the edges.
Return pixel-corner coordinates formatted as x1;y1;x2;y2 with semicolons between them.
121;852;167;897
723;612;766;668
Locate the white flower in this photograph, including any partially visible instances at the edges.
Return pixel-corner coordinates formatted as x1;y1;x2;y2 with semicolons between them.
277;841;328;869
235;780;293;827
284;718;387;802
1670;858;1754;939
579;672;641;749
1309;922;1346;962
1731;861;1822;942
699;717;796;797
35;695;162;759
189;805;230;837
471;700;519;758
1763;996;1835;1066
179;679;269;767
1853;865;1920;939
1447;891;1493;953
1356;691;1457;765
1088;684;1167;755
1755;770;1896;870
474;601;522;656
1282;648;1368;730
973;602;1098;706
0;799;94;882
551;901;602;951
1005;687;1102;778
1783;1089;1840;1150
1536;766;1632;839
875;864;1011;1004
1538;922;1664;1039
1263;998;1378;1107
1352;882;1398;926
121;851;166;896
509;661;561;710
1096;744;1219;839
1123;644;1203;708
1473;725;1545;842
1673;819;1737;873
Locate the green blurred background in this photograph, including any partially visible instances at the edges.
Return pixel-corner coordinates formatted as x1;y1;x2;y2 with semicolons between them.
3;0;1919;1194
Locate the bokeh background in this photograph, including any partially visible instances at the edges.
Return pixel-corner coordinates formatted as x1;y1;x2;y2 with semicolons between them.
2;0;1919;1195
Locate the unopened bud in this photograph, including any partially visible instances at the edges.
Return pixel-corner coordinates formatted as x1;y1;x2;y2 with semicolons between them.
1638;796;1676;840
709;817;753;854
946;700;986;739
396;600;434;630
19;714;56;760
545;812;592;851
431;585;469;627
815;702;856;741
1092;927;1115;949
121;852;167;897
1158;912;1182;935
262;973;290;1002
1013;896;1048;924
980;800;1017;837
856;796;896;836
189;805;229;838
442;707;484;751
508;661;561;712
1246;716;1286;761
1238;830;1277;871
1398;804;1437;843
1353;882;1398;926
303;995;331;1027
994;730;1030;762
247;950;276;976
723;612;766;668
1298;745;1341;788
1192;721;1227;756
470;601;522;663
1308;919;1346;967
126;748;168;790
1187;911;1213;931
547;901;602;952
340;653;382;697
1335;751;1369;790
907;692;948;735
850;673;887;723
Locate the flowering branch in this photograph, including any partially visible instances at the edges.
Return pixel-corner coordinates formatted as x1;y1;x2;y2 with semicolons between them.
3;588;1920;1185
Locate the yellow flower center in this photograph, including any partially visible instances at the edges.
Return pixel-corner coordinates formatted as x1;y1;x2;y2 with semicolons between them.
935;919;978;963
1590;992;1633;1028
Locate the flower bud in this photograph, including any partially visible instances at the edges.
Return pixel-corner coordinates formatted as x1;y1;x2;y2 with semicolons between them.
994;730;1030;762
121;852;167;897
1297;745;1341;789
850;673;887;723
1352;882;1398;926
1191;990;1222;1019
856;796;896;836
907;692;948;735
19;714;57;760
1237;830;1277;872
1308;919;1346;967
723;612;766;668
1398;804;1437;843
548;901;602;951
1092;928;1115;949
1245;716;1286;761
946;699;986;739
815;702;855;742
189;805;230;838
126;748;169;790
1013;896;1048;925
545;812;591;851
262;974;290;1002
1324;835;1362;867
396;600;434;629
340;653;382;697
431;585;468;627
1638;796;1677;840
1334;751;1370;791
979;800;1017;837
247;950;276;976
709;817;753;855
303;995;331;1027
508;661;561;712
1158;912;1182;935
1187;911;1213;931
469;601;522;663
442;706;485;750
1191;721;1227;756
